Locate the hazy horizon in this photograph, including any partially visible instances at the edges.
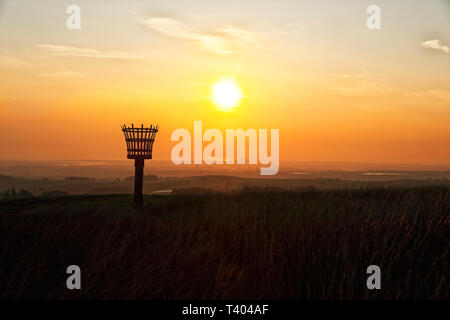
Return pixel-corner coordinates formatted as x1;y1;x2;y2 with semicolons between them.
1;158;450;167
1;158;449;181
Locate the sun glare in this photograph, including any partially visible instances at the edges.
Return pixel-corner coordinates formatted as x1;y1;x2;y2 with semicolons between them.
211;78;243;111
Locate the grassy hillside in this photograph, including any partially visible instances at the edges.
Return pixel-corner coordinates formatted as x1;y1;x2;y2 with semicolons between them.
0;186;448;299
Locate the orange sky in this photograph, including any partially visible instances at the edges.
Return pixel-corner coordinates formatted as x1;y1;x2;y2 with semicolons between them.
0;0;449;165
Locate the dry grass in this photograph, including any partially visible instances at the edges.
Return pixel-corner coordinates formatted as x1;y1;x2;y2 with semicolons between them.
0;186;448;299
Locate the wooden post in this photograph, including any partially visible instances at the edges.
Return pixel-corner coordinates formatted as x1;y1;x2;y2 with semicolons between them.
134;158;144;209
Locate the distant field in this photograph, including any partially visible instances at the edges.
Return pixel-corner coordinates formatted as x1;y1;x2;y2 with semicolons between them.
1;172;449;196
0;186;448;299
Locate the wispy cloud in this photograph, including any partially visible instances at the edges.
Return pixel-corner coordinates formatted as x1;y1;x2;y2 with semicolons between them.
37;44;140;59
217;27;263;48
0;55;29;66
410;88;450;101
140;17;261;55
39;70;84;79
325;63;369;84
421;40;449;54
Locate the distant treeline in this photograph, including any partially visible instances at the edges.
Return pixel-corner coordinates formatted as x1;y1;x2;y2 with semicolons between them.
65;176;96;181
0;188;68;200
123;174;160;182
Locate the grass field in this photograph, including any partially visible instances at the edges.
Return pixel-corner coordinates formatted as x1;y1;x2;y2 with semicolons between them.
0;186;448;299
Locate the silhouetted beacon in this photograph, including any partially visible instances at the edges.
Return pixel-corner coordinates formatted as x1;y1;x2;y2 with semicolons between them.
121;124;159;209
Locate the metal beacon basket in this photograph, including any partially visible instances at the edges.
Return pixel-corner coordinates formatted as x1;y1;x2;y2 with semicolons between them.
121;124;159;209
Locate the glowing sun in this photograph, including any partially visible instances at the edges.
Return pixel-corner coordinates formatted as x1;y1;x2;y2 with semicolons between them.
211;78;243;111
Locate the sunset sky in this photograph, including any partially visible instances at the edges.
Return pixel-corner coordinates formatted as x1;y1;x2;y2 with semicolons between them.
0;0;449;165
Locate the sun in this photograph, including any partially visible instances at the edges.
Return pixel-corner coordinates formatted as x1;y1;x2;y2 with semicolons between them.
211;78;243;111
